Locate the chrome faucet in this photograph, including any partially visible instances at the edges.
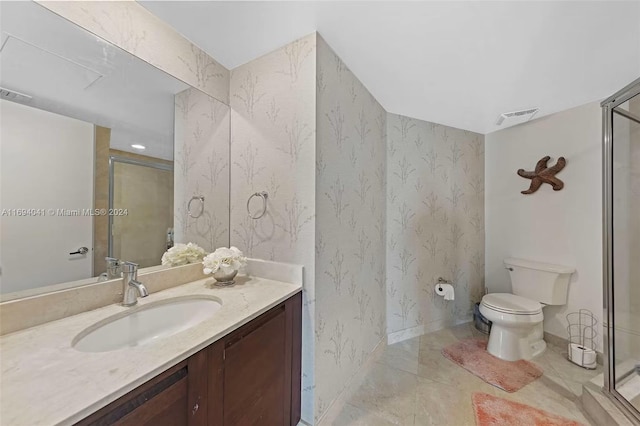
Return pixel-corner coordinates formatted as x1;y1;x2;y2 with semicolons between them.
106;257;122;279
97;257;122;282
121;261;149;306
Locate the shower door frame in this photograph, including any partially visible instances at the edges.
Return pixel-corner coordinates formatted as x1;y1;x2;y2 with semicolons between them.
107;155;174;259
601;76;640;423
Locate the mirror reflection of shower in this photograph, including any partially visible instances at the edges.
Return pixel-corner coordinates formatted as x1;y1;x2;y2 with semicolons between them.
108;155;174;269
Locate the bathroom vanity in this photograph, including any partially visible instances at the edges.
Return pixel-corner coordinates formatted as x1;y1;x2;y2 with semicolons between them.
0;2;307;424
0;266;303;426
77;292;302;426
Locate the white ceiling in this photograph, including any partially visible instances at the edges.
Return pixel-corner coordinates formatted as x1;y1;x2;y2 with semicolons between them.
141;1;640;134
1;1;189;160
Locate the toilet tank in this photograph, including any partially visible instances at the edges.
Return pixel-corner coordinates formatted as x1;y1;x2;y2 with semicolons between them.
504;258;575;305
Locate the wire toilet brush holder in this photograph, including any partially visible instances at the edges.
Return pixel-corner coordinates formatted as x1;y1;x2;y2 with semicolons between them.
566;309;598;369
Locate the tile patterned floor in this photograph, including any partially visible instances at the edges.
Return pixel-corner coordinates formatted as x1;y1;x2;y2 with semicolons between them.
321;323;601;425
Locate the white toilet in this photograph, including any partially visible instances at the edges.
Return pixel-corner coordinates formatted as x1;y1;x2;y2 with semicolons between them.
480;258;575;361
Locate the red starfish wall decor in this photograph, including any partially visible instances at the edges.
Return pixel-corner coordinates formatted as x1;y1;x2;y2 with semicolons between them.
517;156;566;194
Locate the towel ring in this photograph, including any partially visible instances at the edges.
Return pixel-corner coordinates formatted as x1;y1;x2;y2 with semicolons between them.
187;195;205;218
247;191;268;219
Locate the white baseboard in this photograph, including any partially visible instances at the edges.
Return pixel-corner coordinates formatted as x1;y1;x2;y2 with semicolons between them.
387;324;426;345
387;317;453;345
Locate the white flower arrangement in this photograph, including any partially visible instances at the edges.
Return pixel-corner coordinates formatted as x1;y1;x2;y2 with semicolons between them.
203;246;247;275
161;243;206;267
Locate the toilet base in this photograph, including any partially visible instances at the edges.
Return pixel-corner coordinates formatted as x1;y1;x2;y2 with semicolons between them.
530;339;547;358
486;322;546;361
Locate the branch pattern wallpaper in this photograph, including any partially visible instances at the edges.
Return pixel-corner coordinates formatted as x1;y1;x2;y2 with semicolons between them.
314;36;387;422
229;33;317;422
174;88;230;251
386;114;485;341
228;34;485;424
33;7;489;420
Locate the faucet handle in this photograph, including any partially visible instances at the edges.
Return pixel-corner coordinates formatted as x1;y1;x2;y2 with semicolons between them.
105;257;122;280
122;261;139;275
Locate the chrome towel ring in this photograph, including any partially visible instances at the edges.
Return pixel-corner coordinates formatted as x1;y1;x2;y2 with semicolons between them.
187;195;205;218
247;191;268;219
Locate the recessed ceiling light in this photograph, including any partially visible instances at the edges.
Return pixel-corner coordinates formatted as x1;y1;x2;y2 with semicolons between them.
131;144;146;150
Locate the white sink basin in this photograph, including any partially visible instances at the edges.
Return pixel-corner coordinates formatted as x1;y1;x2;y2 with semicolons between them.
72;296;222;353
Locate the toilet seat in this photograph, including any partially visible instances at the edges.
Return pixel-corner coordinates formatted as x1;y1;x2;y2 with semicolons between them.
481;293;542;315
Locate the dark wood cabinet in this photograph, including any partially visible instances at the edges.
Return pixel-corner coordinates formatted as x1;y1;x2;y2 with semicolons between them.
77;292;302;426
75;357;202;426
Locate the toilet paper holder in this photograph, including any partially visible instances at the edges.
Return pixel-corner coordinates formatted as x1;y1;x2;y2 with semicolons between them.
436;277;450;292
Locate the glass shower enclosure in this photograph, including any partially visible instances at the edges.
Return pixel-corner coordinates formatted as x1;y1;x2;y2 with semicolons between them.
108;155;174;268
602;77;640;422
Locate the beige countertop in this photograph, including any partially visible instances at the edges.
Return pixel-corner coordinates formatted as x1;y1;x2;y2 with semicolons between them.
0;274;302;426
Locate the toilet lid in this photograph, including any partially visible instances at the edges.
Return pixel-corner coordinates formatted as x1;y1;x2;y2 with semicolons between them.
481;293;542;315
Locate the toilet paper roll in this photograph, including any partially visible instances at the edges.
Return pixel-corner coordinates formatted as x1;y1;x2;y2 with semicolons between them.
568;343;597;369
435;283;455;301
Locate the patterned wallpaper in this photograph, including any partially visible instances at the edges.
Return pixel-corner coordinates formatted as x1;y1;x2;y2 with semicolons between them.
36;1;229;103
314;36;387;422
386;114;485;341
229;33;317;423
31;3;488;418
174;88;230;251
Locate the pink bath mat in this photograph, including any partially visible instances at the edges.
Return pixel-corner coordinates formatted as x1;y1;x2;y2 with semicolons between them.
472;392;584;426
442;339;543;392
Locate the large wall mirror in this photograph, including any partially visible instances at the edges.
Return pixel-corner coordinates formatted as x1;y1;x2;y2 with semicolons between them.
0;2;230;299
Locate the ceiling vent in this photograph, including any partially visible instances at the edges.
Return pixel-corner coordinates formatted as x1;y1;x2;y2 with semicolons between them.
496;108;539;126
0;87;32;102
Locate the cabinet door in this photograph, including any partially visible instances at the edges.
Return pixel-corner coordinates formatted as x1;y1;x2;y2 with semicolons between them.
223;307;287;425
76;364;189;426
113;375;188;426
76;350;207;426
77;293;302;426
